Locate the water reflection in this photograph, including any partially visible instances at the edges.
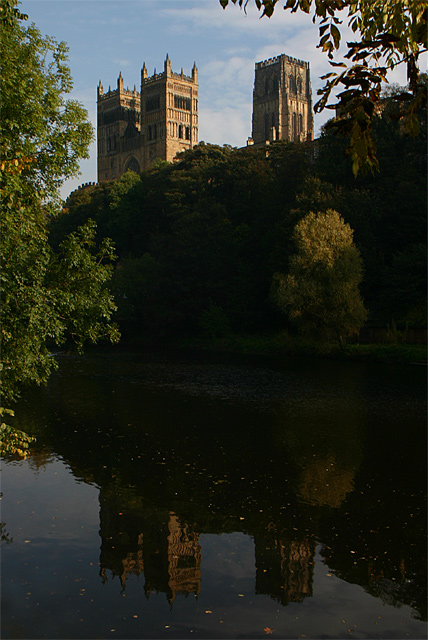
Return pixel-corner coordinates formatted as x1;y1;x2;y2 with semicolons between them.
254;534;316;605
99;498;202;603
4;351;427;634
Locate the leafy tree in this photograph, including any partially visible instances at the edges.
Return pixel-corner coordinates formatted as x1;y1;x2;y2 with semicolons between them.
1;0;93;208
200;301;231;339
0;1;119;456
380;243;427;326
220;0;427;175
272;210;367;344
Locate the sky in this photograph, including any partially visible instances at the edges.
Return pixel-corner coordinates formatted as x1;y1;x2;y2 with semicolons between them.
20;0;417;200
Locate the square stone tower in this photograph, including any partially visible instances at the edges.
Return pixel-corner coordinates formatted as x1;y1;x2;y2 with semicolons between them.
251;54;313;146
97;56;198;182
142;55;199;167
97;74;141;181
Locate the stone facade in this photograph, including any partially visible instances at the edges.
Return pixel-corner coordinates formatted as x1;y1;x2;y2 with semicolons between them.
97;55;198;181
250;54;313;147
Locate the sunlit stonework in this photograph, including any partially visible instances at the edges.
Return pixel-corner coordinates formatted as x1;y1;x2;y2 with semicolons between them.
249;54;314;147
97;55;199;181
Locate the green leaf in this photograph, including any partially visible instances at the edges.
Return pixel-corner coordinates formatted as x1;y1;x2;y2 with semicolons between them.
331;24;341;49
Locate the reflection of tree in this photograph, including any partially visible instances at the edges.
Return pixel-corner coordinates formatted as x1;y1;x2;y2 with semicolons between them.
27;447;57;471
320;482;427;622
322;546;427;621
1;520;13;544
14;354;426;620
255;532;316;605
296;454;355;508
273;366;366;509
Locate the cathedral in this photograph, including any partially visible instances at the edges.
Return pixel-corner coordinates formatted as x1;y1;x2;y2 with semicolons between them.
96;53;313;182
97;55;199;182
250;53;314;146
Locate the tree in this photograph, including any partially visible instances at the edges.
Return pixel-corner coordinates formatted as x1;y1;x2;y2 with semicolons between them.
272;210;367;344
0;1;120;456
0;0;93;208
220;0;427;175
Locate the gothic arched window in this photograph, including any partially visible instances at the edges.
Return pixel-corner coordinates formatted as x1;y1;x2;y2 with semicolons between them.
264;113;270;141
265;78;270;95
125;156;140;174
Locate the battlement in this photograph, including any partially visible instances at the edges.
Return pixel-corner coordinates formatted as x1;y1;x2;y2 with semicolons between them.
98;75;139;101
255;53;309;70
143;70;196;85
142;57;197;86
98;86;140;100
65;181;97;205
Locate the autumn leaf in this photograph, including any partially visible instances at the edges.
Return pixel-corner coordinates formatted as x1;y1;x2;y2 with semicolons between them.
264;628;275;635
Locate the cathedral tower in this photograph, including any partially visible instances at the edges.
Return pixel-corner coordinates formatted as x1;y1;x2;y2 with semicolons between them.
251;54;313;146
97;56;198;182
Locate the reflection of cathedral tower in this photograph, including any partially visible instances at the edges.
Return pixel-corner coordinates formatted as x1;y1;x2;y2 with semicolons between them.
251;54;313;146
254;534;316;605
98;487;200;602
167;514;201;603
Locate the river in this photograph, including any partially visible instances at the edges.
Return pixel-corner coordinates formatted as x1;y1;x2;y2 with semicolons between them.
1;350;426;639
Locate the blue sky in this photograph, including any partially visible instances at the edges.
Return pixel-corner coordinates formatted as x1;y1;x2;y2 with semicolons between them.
21;0;415;199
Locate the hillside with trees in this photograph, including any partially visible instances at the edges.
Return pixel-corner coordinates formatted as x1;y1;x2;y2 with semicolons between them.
50;102;426;346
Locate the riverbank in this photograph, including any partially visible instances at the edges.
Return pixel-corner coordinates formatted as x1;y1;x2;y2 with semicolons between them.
173;331;427;365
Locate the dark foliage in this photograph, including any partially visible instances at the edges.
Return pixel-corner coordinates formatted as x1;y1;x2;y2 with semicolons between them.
50;111;427;341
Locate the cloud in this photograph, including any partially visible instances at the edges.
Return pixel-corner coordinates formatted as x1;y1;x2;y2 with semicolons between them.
199;105;252;147
162;0;312;34
202;56;254;98
112;58;132;68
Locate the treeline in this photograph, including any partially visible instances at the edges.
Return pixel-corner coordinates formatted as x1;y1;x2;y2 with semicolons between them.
50;111;427;343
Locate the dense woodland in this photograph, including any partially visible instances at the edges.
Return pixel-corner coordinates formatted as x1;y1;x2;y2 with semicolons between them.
50;108;427;344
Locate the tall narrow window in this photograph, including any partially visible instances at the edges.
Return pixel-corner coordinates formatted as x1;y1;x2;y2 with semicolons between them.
185;126;190;140
264;113;270;141
174;95;191;111
178;124;183;139
146;95;160;112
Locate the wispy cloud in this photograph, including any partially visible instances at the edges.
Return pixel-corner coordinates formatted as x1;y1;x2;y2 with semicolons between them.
200;105;252;147
113;58;132;68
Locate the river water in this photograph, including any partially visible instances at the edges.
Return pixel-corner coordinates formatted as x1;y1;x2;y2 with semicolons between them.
1;351;426;639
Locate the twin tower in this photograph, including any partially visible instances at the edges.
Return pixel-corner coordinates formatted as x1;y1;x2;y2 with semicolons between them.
97;53;313;182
